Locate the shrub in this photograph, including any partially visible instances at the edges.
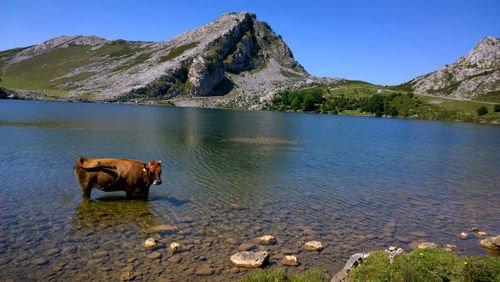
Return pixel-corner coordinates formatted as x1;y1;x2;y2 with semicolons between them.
494;104;500;112
463;256;500;281
477;106;488;116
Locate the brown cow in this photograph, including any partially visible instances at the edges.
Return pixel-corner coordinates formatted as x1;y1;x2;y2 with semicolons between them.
74;156;162;198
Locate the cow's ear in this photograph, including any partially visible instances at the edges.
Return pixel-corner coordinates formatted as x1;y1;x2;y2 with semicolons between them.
158;160;162;164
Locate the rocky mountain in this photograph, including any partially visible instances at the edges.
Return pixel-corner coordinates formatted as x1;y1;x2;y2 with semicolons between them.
409;36;500;100
0;12;339;109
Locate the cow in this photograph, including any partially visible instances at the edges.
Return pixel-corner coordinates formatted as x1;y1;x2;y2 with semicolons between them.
74;156;162;199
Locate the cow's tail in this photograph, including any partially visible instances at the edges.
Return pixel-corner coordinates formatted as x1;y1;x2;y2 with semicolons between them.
74;157;116;171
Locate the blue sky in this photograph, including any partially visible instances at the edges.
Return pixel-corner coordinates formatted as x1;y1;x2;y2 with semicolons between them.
2;0;499;85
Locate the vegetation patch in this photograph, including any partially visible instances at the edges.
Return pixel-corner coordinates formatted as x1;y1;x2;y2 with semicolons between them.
0;45;93;92
265;82;500;123
280;70;302;79
158;42;199;63
347;248;500;281
237;267;329;282
111;53;151;73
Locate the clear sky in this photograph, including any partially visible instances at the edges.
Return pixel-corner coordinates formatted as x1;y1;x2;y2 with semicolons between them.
2;0;499;85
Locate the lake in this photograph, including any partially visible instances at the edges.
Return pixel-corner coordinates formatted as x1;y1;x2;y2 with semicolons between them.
0;100;499;280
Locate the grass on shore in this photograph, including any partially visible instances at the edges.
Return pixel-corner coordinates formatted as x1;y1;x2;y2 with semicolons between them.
237;267;329;282
348;248;500;281
238;249;500;282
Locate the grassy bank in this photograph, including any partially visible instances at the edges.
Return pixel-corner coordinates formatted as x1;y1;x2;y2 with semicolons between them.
265;81;500;123
238;248;500;282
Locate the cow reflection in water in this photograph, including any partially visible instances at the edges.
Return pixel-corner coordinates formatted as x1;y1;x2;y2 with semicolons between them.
72;197;159;231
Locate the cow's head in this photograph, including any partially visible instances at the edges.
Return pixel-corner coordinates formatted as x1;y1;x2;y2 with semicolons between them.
146;160;162;185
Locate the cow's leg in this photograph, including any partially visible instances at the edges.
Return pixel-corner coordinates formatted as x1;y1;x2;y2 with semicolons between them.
81;184;92;198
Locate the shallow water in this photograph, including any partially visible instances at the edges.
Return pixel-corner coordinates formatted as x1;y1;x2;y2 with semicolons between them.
0;100;499;281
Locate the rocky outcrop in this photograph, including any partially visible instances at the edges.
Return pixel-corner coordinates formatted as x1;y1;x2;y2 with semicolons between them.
410;36;500;100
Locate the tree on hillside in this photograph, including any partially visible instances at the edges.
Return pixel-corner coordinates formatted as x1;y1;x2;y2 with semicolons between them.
477;106;488;116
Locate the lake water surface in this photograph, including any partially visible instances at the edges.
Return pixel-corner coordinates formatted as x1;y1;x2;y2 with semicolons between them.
0;100;499;280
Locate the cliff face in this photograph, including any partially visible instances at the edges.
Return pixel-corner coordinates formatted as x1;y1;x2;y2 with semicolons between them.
410;36;500;100
0;12;328;109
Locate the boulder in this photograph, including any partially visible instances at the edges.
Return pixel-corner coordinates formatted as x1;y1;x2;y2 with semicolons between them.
479;235;500;250
282;255;298;266
459;232;469;239
258;235;276;244
144;238;158;249
417;242;438;249
230;251;270;268
304;241;323;251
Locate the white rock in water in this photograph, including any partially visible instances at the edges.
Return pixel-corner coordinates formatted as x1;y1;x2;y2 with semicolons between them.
303;241;323;251
169;242;182;253
144;238;158;248
459;232;469;239
230;251;270;268
258;235;276;244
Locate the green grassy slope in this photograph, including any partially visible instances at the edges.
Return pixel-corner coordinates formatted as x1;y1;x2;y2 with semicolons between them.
265;80;500;123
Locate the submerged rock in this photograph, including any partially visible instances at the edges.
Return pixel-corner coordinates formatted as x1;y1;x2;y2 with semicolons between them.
477;231;488;237
417;242;438;249
445;244;459;250
479;235;500;251
258;235;276;244
303;241;323;251
282;255;298;266
459;232;469;239
149;225;177;232
230;251;270;268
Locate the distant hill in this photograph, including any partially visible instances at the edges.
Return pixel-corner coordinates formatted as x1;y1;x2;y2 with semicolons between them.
0;12;338;109
409;36;500;103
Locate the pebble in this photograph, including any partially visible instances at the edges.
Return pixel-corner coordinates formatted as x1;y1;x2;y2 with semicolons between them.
258;235;276;244
195;264;215;276
477;231;488;237
282;255;298;266
144;238;158;249
459;232;469;239
303;241;323;251
169;242;182;253
33;258;49;265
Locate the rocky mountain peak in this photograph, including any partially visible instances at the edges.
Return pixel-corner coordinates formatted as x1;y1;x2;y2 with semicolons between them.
410;36;500;100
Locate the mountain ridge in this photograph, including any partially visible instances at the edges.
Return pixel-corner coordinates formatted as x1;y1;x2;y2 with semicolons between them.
0;12;498;111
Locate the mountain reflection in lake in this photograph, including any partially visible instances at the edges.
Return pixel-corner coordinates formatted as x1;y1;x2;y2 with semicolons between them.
0;100;499;281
